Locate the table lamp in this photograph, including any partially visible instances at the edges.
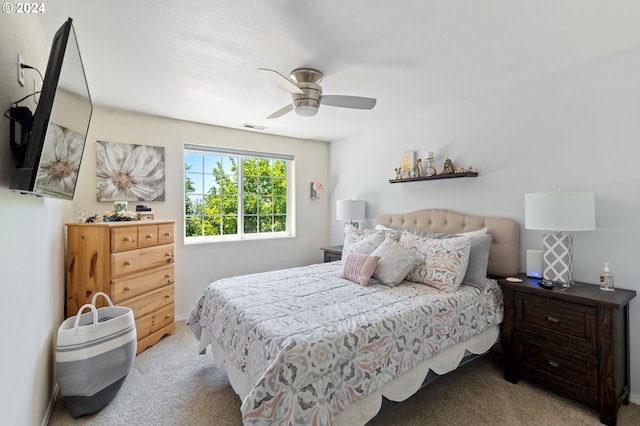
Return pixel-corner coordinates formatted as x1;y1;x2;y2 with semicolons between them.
525;191;595;287
336;200;366;233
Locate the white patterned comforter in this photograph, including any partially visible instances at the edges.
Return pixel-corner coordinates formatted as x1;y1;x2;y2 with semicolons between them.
187;261;503;425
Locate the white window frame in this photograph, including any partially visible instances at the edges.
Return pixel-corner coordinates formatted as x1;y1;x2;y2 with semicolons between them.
183;144;295;244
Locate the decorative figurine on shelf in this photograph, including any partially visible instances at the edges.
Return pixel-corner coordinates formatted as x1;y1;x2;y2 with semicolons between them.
424;151;436;176
410;167;418;178
467;166;475;172
416;158;423;177
442;158;455;174
395;168;402;179
455;167;465;173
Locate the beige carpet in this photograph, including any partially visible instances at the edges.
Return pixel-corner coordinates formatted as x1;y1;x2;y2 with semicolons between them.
49;321;640;426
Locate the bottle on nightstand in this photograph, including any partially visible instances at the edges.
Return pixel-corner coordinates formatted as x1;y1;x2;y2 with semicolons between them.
599;262;615;291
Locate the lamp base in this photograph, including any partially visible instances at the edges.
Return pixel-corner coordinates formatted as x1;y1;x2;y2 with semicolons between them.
542;233;574;286
343;221;359;234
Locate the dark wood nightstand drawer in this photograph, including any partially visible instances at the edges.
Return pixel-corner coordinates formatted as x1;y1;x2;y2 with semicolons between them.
516;335;598;405
515;292;596;351
321;245;343;263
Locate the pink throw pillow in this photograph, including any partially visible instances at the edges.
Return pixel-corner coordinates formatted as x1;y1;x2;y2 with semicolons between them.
340;253;381;286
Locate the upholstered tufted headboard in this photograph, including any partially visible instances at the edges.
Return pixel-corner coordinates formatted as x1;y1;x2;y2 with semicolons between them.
377;209;520;278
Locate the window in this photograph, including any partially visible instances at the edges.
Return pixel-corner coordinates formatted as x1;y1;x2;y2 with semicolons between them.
184;144;294;241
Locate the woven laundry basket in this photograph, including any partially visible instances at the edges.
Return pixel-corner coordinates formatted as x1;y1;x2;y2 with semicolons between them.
56;292;136;418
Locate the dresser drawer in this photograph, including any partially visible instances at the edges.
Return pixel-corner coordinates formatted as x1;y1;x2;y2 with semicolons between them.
135;303;175;341
137;224;159;247
515;292;596;351
121;284;174;319
111;264;174;303
111;227;138;252
158;223;174;245
516;335;598;406
111;244;174;278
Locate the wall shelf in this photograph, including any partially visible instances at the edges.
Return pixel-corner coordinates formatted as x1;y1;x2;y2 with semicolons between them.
389;171;478;183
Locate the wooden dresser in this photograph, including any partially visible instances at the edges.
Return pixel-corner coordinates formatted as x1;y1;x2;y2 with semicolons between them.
499;274;636;426
66;220;176;354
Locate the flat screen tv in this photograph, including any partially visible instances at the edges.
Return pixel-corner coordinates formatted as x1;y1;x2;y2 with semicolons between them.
10;17;92;200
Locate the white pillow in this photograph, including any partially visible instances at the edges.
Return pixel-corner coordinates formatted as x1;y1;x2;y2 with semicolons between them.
400;232;471;292
458;227;487;237
343;230;385;257
370;237;422;286
374;224;395;231
342;226;374;252
374;224;402;241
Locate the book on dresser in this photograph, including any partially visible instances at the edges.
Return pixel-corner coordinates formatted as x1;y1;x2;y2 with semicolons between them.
65;220;176;354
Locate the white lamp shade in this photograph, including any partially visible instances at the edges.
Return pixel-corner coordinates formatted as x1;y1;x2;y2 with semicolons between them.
336;200;366;221
525;191;595;231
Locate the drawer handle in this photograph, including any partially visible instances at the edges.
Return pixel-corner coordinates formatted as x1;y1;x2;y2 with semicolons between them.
124;260;132;266
124;237;132;242
547;360;561;369
165;294;171;299
165;253;172;257
146;234;153;239
124;286;131;291
165;314;171;319
545;316;561;323
164;232;171;237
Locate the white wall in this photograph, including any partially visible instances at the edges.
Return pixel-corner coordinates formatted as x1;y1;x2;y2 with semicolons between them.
330;46;640;397
72;107;330;318
0;14;72;426
1;14;330;425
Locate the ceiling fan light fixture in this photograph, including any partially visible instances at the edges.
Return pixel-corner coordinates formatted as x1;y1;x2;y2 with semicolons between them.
295;105;318;117
260;67;376;119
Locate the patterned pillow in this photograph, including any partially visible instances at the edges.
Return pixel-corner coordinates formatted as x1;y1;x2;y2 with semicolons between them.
370;236;422;286
340;253;380;287
342;229;385;257
400;232;471;292
373;224;403;241
342;226;373;250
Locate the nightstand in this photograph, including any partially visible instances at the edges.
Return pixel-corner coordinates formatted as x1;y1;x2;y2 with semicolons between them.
320;245;343;263
498;274;636;426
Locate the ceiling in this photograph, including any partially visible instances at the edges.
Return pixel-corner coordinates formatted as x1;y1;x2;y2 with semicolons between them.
36;0;640;142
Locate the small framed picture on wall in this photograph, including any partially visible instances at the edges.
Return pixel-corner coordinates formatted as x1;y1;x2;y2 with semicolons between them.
400;151;416;178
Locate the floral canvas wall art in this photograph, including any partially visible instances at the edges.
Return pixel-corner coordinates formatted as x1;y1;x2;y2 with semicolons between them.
33;123;84;199
96;141;165;201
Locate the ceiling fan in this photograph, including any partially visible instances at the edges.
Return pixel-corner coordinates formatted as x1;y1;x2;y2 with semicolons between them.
258;68;377;119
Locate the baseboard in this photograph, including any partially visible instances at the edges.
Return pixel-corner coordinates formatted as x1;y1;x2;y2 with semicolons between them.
175;313;188;322
630;392;640;405
42;383;59;426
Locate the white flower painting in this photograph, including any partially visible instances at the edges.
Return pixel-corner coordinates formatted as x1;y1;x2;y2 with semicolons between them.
34;123;84;198
96;141;165;201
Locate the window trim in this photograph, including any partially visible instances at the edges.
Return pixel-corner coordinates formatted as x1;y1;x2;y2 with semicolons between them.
183;144;295;244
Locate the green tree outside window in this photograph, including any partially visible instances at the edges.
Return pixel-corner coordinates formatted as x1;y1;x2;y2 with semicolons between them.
185;149;290;239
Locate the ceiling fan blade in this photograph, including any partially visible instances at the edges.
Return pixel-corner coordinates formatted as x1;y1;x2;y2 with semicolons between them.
320;95;377;110
258;68;304;94
267;104;294;119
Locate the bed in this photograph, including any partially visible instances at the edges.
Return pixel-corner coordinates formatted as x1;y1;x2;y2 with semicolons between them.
188;209;520;425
